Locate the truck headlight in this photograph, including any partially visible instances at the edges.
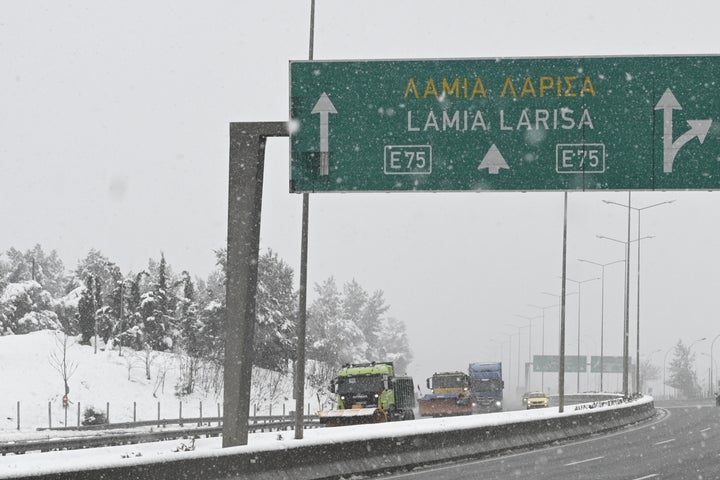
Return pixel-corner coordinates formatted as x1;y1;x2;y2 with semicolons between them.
495;401;502;407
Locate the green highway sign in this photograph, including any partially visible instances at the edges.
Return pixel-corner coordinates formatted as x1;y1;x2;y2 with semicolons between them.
590;356;626;373
533;355;587;373
290;56;720;192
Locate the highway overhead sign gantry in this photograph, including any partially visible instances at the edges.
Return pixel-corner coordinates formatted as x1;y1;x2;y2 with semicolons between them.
289;55;720;192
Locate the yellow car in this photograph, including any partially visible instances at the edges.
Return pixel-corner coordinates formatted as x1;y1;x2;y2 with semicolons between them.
525;391;549;409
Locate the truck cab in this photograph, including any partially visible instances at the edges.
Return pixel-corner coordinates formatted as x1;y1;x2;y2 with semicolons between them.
319;362;415;426
468;362;504;413
418;371;472;417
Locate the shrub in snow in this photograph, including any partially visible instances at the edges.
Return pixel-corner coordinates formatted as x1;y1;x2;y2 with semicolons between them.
15;311;61;334
82;406;107;426
0;281;60;335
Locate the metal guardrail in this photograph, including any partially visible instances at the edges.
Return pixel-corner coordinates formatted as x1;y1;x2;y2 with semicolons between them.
1;397;657;479
2;416;320;456
36;414;319;432
1;426;221;456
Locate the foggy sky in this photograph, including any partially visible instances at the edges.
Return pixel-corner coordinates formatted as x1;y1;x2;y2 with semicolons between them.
2;0;720;397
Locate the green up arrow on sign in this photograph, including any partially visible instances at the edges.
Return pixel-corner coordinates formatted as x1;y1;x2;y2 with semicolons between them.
289;56;719;192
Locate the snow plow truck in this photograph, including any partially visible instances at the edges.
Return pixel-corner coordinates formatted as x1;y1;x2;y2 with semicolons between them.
418;371;473;417
318;362;416;426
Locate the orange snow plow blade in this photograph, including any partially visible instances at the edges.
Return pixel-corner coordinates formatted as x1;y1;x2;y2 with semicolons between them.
418;396;473;417
318;407;387;426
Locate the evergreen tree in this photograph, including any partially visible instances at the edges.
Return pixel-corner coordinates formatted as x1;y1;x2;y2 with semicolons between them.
340;279;370;361
4;245;66;297
254;249;297;372
75;250;114;299
176;270;202;395
77;275;96;345
96;264;125;346
359;290;389;359
376;317;413;375
0;253;9;293
127;271;149;314
308;277;365;369
139;253;178;351
156;253;170;316
667;340;701;399
306;277;413;373
307;277;341;367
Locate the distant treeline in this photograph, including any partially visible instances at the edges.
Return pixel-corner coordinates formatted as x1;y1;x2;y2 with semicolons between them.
0;245;413;397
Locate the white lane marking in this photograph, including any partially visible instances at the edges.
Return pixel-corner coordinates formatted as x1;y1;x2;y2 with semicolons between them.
381;408;671;479
653;438;676;446
632;475;659;480
700;427;711;433
564;456;604;466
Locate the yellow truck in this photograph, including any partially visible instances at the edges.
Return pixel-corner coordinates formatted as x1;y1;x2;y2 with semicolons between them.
418;371;473;417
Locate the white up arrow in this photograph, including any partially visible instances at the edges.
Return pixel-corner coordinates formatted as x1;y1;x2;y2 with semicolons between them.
311;92;337;176
478;144;510;174
654;88;712;173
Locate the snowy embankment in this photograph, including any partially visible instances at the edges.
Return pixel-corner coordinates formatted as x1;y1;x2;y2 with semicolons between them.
0;395;656;479
1;330;222;433
0;330;312;435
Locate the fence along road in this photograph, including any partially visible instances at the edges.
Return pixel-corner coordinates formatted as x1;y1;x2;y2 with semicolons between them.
1;396;655;479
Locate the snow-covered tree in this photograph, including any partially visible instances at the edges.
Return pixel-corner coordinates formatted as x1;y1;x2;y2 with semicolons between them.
0;280;60;335
341;279;370;358
359;289;389;359
376;317;413;375
137;253;178;352
308;277;366;369
176;271;203;395
75;250;115;300
4;245;66;297
77;275;97;345
307;277;413;374
254;250;297;373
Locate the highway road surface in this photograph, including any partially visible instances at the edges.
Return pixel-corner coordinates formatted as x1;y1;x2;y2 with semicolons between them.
379;399;719;480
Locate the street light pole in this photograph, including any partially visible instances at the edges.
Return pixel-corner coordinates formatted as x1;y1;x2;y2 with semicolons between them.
495;332;514;392
566;276;599;392
515;314;541;391
507;323;530;395
688;337;707;398
578;258;624;391
597;233;653;396
527;303;559;392
603;197;674;395
711;334;720;395
540;290;577;397
663;346;674;399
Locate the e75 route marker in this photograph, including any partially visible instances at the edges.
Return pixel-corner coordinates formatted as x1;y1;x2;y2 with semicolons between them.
383;145;432;175
290;56;720;193
556;144;605;173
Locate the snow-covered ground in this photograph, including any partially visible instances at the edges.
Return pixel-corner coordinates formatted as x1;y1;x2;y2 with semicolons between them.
0;330;231;433
0;330;652;478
